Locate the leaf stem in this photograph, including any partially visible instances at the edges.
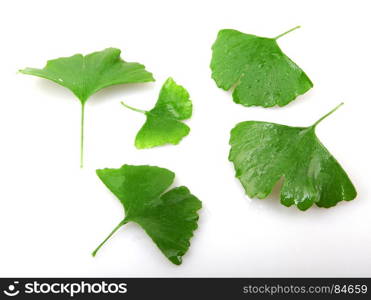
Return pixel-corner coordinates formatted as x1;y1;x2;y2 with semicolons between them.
274;25;301;40
121;101;146;114
92;219;128;257
80;103;85;168
312;102;344;127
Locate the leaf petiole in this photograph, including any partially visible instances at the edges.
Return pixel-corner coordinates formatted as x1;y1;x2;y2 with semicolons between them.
92;219;128;257
312;102;344;127
121;101;147;114
80;103;85;168
274;25;301;40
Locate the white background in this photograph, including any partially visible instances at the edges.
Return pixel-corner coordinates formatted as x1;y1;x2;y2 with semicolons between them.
0;0;370;277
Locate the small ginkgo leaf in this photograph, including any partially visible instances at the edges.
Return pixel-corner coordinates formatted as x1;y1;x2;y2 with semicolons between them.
121;77;192;148
93;164;202;265
210;26;313;107
229;103;357;210
20;48;154;167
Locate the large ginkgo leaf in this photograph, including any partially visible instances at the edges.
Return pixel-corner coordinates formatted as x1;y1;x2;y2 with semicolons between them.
20;48;154;167
229;103;357;210
211;26;313;107
93;164;202;265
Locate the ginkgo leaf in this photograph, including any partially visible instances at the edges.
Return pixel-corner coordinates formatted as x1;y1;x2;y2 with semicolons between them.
92;164;202;265
121;77;192;148
229;103;357;210
210;26;313;107
20;48;154;167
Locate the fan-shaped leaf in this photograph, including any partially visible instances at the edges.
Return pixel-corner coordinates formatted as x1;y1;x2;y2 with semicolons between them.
229;103;357;210
20;48;154;167
122;77;192;148
93;164;202;265
211;26;313;107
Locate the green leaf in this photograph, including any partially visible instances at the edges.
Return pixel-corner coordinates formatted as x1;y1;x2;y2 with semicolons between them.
20;48;154;167
93;164;202;265
229;103;357;210
210;26;313;107
121;77;192;148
